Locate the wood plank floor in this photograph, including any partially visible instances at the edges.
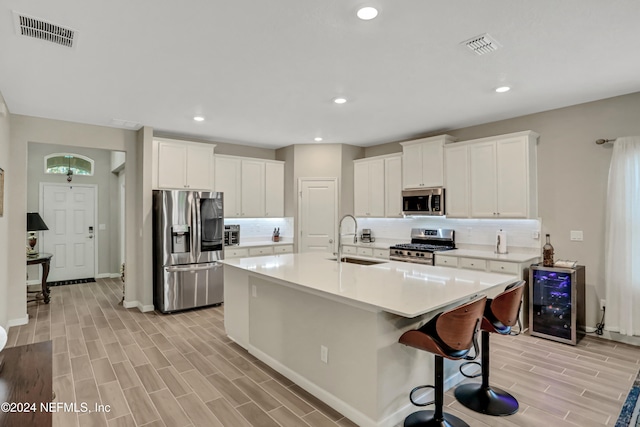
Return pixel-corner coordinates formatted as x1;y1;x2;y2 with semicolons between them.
6;278;638;427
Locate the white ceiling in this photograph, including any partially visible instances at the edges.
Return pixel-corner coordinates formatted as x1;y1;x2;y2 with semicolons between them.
1;1;640;149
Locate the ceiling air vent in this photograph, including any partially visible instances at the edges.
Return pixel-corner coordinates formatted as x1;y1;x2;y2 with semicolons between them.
13;11;78;48
461;33;500;56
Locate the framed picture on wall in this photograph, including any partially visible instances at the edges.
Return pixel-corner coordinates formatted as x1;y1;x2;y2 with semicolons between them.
0;167;4;216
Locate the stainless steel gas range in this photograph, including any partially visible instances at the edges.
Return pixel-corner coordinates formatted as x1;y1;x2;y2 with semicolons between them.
389;228;455;265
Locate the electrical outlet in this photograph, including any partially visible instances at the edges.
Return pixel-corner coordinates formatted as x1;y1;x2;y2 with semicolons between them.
532;231;540;239
600;299;606;310
320;345;328;364
570;230;584;241
252;285;257;298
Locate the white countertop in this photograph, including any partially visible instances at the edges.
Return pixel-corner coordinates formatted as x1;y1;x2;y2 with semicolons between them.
226;240;293;248
221;252;519;318
439;248;540;263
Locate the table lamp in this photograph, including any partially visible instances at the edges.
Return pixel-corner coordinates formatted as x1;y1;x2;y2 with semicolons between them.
27;212;49;257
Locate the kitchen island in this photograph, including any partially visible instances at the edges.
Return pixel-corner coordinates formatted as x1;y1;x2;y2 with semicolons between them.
221;252;519;427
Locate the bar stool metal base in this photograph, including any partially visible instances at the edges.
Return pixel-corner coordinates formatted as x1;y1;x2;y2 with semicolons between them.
404;409;469;427
454;383;518;416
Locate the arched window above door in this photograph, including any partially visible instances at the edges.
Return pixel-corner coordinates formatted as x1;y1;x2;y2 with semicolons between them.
44;153;94;176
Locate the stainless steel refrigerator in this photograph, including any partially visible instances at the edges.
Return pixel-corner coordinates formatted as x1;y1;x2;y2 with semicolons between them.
153;190;224;313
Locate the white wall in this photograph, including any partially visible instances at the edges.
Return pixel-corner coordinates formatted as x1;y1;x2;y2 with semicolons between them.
0;93;10;328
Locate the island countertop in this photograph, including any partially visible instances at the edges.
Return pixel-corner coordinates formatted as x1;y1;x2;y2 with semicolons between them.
221;252;519;318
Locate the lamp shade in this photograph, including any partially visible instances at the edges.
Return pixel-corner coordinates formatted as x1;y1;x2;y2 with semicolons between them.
27;212;49;231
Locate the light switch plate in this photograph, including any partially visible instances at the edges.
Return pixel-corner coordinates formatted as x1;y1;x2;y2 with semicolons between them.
570;230;584;241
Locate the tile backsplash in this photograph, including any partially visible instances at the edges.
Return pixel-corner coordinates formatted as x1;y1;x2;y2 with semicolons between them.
225;217;294;242
356;217;542;252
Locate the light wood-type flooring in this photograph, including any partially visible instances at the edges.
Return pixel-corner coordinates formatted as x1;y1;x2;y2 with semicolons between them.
6;278;639;427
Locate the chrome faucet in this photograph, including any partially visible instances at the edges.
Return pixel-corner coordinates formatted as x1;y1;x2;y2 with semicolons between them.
336;214;358;263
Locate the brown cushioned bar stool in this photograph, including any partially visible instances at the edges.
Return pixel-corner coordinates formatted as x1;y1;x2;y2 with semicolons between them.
454;280;525;416
399;295;487;427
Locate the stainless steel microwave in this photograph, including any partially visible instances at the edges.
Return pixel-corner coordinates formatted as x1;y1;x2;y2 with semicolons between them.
402;187;446;216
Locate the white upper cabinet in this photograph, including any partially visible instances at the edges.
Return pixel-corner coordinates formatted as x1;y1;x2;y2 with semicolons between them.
214;154;285;218
443;143;470;218
265;162;284;217
384;154;403;217
354;158;385;217
214;156;242;217
241;160;266;217
401;135;456;189
447;131;539;219
153;138;215;190
354;153;402;218
469;141;498;217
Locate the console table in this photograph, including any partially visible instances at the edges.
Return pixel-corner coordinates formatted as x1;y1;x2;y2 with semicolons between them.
0;341;53;427
27;253;52;304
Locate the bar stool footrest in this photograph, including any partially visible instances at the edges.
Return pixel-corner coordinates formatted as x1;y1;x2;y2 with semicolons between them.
409;384;435;407
454;383;518;416
404;410;470;427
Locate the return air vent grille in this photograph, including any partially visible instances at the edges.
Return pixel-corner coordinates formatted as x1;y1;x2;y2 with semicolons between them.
462;33;500;56
13;11;78;48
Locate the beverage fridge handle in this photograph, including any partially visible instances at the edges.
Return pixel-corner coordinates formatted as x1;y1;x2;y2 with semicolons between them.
166;262;221;273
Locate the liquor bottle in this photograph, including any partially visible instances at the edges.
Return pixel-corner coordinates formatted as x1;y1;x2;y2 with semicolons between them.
543;234;554;267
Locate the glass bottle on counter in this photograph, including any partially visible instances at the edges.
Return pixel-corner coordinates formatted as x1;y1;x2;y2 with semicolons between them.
543;234;554;267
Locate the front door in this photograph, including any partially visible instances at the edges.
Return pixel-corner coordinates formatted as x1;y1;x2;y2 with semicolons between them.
41;184;96;282
298;178;337;253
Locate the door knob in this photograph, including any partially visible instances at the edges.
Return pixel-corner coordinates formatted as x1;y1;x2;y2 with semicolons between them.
87;235;94;239
329;239;333;243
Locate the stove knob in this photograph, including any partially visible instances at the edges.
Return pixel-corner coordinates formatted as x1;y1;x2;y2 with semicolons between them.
407;252;412;256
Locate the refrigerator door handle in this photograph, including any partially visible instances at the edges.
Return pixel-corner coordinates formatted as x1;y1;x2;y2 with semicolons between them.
166;262;221;273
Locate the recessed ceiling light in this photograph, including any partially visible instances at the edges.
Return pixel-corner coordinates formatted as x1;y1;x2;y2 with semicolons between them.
314;137;323;142
357;7;378;20
495;86;511;93
333;97;347;104
193;116;205;121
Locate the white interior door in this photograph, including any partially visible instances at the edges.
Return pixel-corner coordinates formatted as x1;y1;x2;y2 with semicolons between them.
41;184;96;282
298;178;337;253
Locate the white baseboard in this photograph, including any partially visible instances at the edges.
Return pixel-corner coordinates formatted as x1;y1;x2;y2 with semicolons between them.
7;315;29;329
96;273;122;279
26;279;40;286
123;300;155;313
247;345;472;427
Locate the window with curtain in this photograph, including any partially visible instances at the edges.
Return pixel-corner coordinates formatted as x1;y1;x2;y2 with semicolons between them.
604;136;640;336
44;153;94;176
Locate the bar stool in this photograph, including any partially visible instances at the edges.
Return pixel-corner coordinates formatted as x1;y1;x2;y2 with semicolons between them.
454;280;525;416
398;295;487;427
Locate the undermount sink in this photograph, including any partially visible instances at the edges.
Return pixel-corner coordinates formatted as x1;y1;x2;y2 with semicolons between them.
329;256;387;266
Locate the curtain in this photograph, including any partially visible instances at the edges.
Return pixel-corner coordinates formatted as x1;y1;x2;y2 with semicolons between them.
604;136;640;336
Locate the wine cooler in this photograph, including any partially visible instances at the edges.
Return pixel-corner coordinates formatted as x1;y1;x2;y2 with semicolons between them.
529;264;585;345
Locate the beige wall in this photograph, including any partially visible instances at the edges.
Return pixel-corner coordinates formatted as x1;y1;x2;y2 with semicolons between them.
365;91;640;329
0;93;10;328
26;142;121;277
276;145;295;217
8;115;142;325
153;132;276;159
340;145;365;217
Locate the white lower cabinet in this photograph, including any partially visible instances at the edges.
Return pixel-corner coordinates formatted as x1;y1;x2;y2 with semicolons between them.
374;248;389;259
225;244;293;259
489;260;520;275
274;245;293;254
434;252;540;329
249;246;274;257
342;245;357;255
434;255;458;267
225;248;249;258
357;247;374;257
458;257;487;271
